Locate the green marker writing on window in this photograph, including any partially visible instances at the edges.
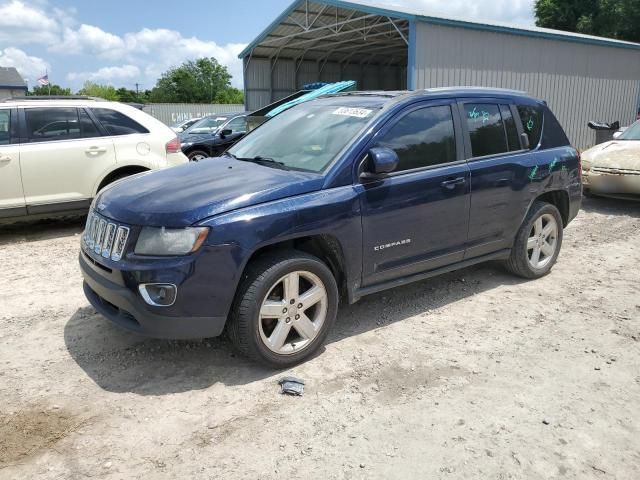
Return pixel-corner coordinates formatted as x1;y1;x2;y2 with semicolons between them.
469;107;480;119
526;118;534;132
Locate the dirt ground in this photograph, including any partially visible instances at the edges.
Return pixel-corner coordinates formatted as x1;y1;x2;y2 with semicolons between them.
1;196;639;480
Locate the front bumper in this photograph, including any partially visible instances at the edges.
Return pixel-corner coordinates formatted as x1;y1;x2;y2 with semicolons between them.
583;169;640;198
80;252;227;339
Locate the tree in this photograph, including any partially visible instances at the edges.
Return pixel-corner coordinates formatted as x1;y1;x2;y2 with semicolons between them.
30;84;72;96
535;0;640;43
77;81;119;101
149;57;243;104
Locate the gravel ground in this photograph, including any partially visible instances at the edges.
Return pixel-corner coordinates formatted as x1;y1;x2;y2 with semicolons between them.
1;196;639;480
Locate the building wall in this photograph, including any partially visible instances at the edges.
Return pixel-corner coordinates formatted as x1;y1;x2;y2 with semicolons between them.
141;103;245;126
413;22;640;148
0;87;27;98
244;57;407;111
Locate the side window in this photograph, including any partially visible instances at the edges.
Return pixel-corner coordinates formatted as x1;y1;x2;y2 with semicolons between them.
541;108;570;148
92;108;149;136
500;105;521;151
464;104;508;157
78;109;102;138
517;105;543;149
25;108;80;143
226;117;247;133
374;105;456;172
0;109;10;145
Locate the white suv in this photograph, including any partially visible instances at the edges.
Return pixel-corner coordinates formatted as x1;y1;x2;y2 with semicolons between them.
0;96;188;223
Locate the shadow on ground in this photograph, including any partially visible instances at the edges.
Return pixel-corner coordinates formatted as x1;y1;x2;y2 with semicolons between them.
581;195;640;217
0;216;86;246
64;261;525;396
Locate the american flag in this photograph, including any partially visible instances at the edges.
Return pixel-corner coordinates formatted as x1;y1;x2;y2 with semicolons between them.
37;73;49;86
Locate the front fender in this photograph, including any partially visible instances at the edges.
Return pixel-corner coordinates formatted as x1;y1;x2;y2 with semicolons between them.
198;186;363;303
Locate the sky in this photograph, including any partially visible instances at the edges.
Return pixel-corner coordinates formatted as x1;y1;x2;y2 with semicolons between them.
0;0;535;92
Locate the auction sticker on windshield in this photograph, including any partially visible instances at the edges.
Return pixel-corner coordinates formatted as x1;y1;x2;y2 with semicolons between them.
332;107;373;118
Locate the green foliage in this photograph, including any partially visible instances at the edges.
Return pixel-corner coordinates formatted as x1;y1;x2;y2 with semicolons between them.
77;81;119;101
30;84;72;96
149;57;243;104
535;0;640;42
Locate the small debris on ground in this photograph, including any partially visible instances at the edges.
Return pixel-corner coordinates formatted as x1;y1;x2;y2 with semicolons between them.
278;377;305;396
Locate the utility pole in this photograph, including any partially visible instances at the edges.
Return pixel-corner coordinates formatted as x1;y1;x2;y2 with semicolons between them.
135;83;140;100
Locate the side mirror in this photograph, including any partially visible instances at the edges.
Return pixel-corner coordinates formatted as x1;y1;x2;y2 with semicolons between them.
220;129;232;138
360;147;399;181
520;132;530;150
612;130;623;140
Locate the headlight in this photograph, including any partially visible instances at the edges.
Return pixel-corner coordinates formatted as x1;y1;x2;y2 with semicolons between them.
135;227;209;256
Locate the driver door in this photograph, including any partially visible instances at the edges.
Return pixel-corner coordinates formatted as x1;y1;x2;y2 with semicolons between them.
357;101;471;287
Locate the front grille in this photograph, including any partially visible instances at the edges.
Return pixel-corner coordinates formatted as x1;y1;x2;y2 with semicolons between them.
592;167;640;176
83;210;130;261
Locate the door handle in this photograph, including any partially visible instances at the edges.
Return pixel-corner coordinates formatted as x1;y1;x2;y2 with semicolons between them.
85;147;107;155
0;156;11;164
440;177;466;190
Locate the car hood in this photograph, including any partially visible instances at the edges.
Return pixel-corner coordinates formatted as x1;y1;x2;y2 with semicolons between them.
97;157;324;226
582;140;640;170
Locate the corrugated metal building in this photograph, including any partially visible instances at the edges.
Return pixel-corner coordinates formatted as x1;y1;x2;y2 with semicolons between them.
142;103;245;126
239;0;640;147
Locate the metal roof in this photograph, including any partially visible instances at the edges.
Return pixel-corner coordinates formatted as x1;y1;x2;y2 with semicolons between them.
240;0;640;62
0;67;27;89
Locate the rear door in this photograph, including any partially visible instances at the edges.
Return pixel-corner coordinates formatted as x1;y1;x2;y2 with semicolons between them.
0;107;25;218
459;99;533;259
19;107;116;210
358;100;471;286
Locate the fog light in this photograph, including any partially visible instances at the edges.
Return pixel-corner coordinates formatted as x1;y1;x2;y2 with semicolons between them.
139;283;177;307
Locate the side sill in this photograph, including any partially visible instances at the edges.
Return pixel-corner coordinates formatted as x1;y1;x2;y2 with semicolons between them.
351;249;511;303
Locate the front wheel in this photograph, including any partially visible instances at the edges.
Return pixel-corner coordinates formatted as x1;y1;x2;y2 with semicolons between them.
504;201;564;279
227;251;339;368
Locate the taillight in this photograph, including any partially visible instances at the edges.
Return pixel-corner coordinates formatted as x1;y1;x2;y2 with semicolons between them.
166;137;181;154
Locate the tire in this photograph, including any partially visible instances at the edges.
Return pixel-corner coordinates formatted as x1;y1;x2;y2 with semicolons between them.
227;250;339;368
187;150;209;162
504;201;564;279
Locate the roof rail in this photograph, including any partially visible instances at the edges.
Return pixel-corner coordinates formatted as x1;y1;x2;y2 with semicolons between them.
0;95;106;102
424;86;528;95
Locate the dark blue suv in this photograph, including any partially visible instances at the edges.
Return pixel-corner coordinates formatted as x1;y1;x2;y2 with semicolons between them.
80;88;582;367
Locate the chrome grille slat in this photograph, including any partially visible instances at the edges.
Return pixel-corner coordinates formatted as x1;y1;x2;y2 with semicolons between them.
82;209;130;262
102;223;117;258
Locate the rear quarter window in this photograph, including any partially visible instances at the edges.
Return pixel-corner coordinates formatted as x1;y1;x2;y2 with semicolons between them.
92;108;149;136
541;108;570;148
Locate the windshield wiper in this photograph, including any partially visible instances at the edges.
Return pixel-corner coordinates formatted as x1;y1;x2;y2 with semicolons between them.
228;153;289;170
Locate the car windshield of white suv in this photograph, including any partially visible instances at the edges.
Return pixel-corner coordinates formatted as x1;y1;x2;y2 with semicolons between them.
618;121;640;141
227;103;379;173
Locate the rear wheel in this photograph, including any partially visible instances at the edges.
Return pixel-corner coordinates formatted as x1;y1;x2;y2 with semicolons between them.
227;251;339;368
504;201;563;279
187;150;209;161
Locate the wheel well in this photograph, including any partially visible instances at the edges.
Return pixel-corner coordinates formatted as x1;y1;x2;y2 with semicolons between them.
98;166;149;192
245;235;348;301
536;190;570;226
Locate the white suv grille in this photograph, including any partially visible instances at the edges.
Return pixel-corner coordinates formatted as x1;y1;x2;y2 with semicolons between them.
83;210;130;261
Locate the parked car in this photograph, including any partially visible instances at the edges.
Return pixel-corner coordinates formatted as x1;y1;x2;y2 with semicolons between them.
180;113;248;161
0;96;188;223
582;119;640;199
80;88;582;367
171;117;202;133
179;114;233;137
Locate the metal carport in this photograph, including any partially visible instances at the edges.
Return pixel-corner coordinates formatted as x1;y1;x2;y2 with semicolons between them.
241;0;640;147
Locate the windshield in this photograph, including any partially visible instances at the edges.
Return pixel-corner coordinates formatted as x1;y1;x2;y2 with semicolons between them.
188;116;228;134
228;104;378;172
619;121;640;141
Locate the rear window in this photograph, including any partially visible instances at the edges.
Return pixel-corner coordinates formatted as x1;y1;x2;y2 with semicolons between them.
25;107;81;142
92;108;149;136
464;104;508;157
517;105;543;149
